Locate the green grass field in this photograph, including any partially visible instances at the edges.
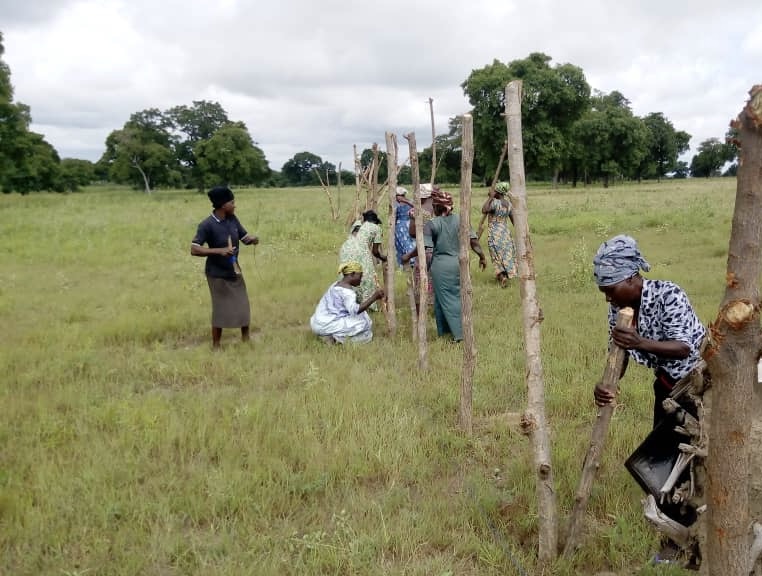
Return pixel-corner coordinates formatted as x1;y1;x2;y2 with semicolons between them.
0;178;736;575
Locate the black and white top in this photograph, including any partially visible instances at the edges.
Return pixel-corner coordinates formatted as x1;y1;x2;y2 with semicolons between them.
608;279;706;380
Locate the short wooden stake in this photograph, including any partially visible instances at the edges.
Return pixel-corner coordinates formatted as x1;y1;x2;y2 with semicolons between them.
563;307;634;556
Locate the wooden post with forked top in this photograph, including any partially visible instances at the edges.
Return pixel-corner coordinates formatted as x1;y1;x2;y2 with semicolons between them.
505;79;558;564
406;131;428;371
563;307;634;556
384;132;398;338
458;114;476;435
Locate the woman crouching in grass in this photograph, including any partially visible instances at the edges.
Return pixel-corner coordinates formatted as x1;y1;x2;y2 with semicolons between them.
310;262;385;344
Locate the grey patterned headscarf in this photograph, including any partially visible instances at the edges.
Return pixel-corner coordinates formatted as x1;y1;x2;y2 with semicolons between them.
593;234;651;287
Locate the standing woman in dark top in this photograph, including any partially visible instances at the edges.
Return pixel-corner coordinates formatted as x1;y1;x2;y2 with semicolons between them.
191;186;259;348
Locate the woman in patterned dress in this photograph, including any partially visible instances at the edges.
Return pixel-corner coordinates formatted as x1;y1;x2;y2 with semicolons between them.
591;234;706;565
406;184;436;307
591;234;706;426
393;187;415;267
338;210;387;308
481;181;517;288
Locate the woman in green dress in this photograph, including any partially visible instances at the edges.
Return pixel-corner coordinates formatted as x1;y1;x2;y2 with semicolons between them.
481;181;517;287
403;189;486;341
338;210;387;308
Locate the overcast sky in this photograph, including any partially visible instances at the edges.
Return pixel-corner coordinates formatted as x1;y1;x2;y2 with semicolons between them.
2;0;761;173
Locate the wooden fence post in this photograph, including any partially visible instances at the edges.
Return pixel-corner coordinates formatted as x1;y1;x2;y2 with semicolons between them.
405;132;428;371
352;144;362;222
563;308;634;556
505;79;558;563
458;114;476;435
384;132;398;338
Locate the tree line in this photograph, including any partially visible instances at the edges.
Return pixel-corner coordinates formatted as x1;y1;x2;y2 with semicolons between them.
274;53;738;188
461;52;737;185
0;33;739;194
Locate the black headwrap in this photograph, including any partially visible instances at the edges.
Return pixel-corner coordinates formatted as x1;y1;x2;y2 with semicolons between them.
208;186;234;209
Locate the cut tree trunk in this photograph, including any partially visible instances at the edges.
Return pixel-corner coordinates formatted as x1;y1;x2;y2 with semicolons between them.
704;85;762;576
384;132;398;338
458;113;476;436
563;307;634;556
406;132;428;371
505;79;558;564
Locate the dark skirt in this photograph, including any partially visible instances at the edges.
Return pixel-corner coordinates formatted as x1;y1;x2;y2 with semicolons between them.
207;275;251;328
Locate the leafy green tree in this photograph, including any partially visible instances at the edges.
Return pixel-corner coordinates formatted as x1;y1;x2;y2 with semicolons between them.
0;31;63;194
167;100;230;186
3;130;62;193
419;133;463;184
281;151;324;186
568;91;649;187
59;158;95;191
339;169;355;185
461;53;590;181
194;122;270;187
0;32;12;102
99;108;177;192
636;113;692;181
689;137;735;178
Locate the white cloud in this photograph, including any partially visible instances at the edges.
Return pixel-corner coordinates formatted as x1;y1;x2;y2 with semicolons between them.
2;0;762;171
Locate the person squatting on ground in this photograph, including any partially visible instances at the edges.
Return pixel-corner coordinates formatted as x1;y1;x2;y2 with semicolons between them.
191;186;259;348
591;234;706;565
481;181;518;288
310;262;385;344
402;188;487;342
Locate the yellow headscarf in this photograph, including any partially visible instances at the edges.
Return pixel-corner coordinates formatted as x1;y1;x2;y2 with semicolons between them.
338;261;363;275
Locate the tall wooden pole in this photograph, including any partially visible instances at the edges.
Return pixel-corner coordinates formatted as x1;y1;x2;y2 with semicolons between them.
406;132;428;371
429;97;437;185
704;85;762;576
353;144;362;222
505;79;558;563
458;114;476;435
563;308;634;556
370;143;380;210
337;161;342;216
384;132;398;338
